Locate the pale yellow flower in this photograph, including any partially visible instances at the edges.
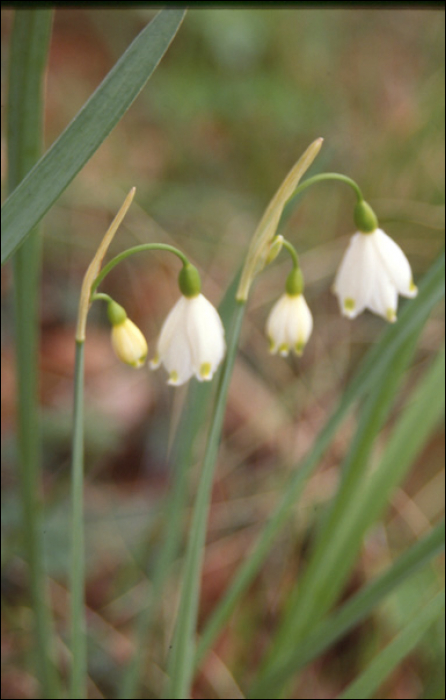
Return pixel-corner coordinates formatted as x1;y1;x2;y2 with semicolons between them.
111;318;148;368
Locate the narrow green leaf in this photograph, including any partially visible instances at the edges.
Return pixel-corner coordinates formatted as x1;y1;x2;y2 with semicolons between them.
262;330;421;673
8;10;60;698
338;590;445;700
260;346;445;693
248;521;444;697
1;9;186;265
70;341;87;698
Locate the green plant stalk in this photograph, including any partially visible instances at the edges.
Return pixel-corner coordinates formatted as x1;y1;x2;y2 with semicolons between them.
290;171;364;203
281;238;300;268
1;9;186;265
195;250;444;667
90;243;190;295
165;301;246;699
70;340;87;699
338;589;445;700
248;520;444;697
8;10;59;699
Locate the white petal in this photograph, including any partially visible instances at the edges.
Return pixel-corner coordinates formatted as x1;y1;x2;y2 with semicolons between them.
372;229;417;297
156;296;188;357
151;296;193;384
367;271;398;321
185;295;226;378
333;233;378;317
266;295;290;353
291;295;313;348
161;331;194;385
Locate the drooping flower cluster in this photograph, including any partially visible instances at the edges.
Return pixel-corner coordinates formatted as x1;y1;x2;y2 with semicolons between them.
105;263;226;386
101;187;417;381
263;199;417;360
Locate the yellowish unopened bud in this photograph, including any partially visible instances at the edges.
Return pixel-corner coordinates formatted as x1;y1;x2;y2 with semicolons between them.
111;318;148;368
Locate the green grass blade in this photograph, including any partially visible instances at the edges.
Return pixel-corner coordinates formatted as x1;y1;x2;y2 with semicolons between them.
262;330;421;673
195;250;445;667
338;590;445;700
248;520;444;697
8;10;60;698
1;9;185;265
260;345;445;694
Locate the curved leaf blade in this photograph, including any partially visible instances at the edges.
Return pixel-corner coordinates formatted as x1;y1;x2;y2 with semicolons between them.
1;9;186;265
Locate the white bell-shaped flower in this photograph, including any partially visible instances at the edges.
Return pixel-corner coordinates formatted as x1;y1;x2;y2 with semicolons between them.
150;294;226;385
333;228;418;322
266;292;313;357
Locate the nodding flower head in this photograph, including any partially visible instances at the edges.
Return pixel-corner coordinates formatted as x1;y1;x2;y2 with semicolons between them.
150;293;226;386
150;265;225;386
333;226;417;323
266;292;313;357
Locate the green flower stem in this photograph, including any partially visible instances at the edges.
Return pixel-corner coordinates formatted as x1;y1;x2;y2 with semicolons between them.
90;292;114;304
8;10;59;699
290;172;364;203
70;340;87;699
164;301;246;699
90;243;190;295
281;238;300;268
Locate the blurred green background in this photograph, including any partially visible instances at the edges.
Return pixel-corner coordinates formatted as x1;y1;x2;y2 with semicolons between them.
1;8;444;699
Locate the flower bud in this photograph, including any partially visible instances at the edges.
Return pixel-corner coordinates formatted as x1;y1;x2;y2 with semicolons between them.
107;300;148;368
